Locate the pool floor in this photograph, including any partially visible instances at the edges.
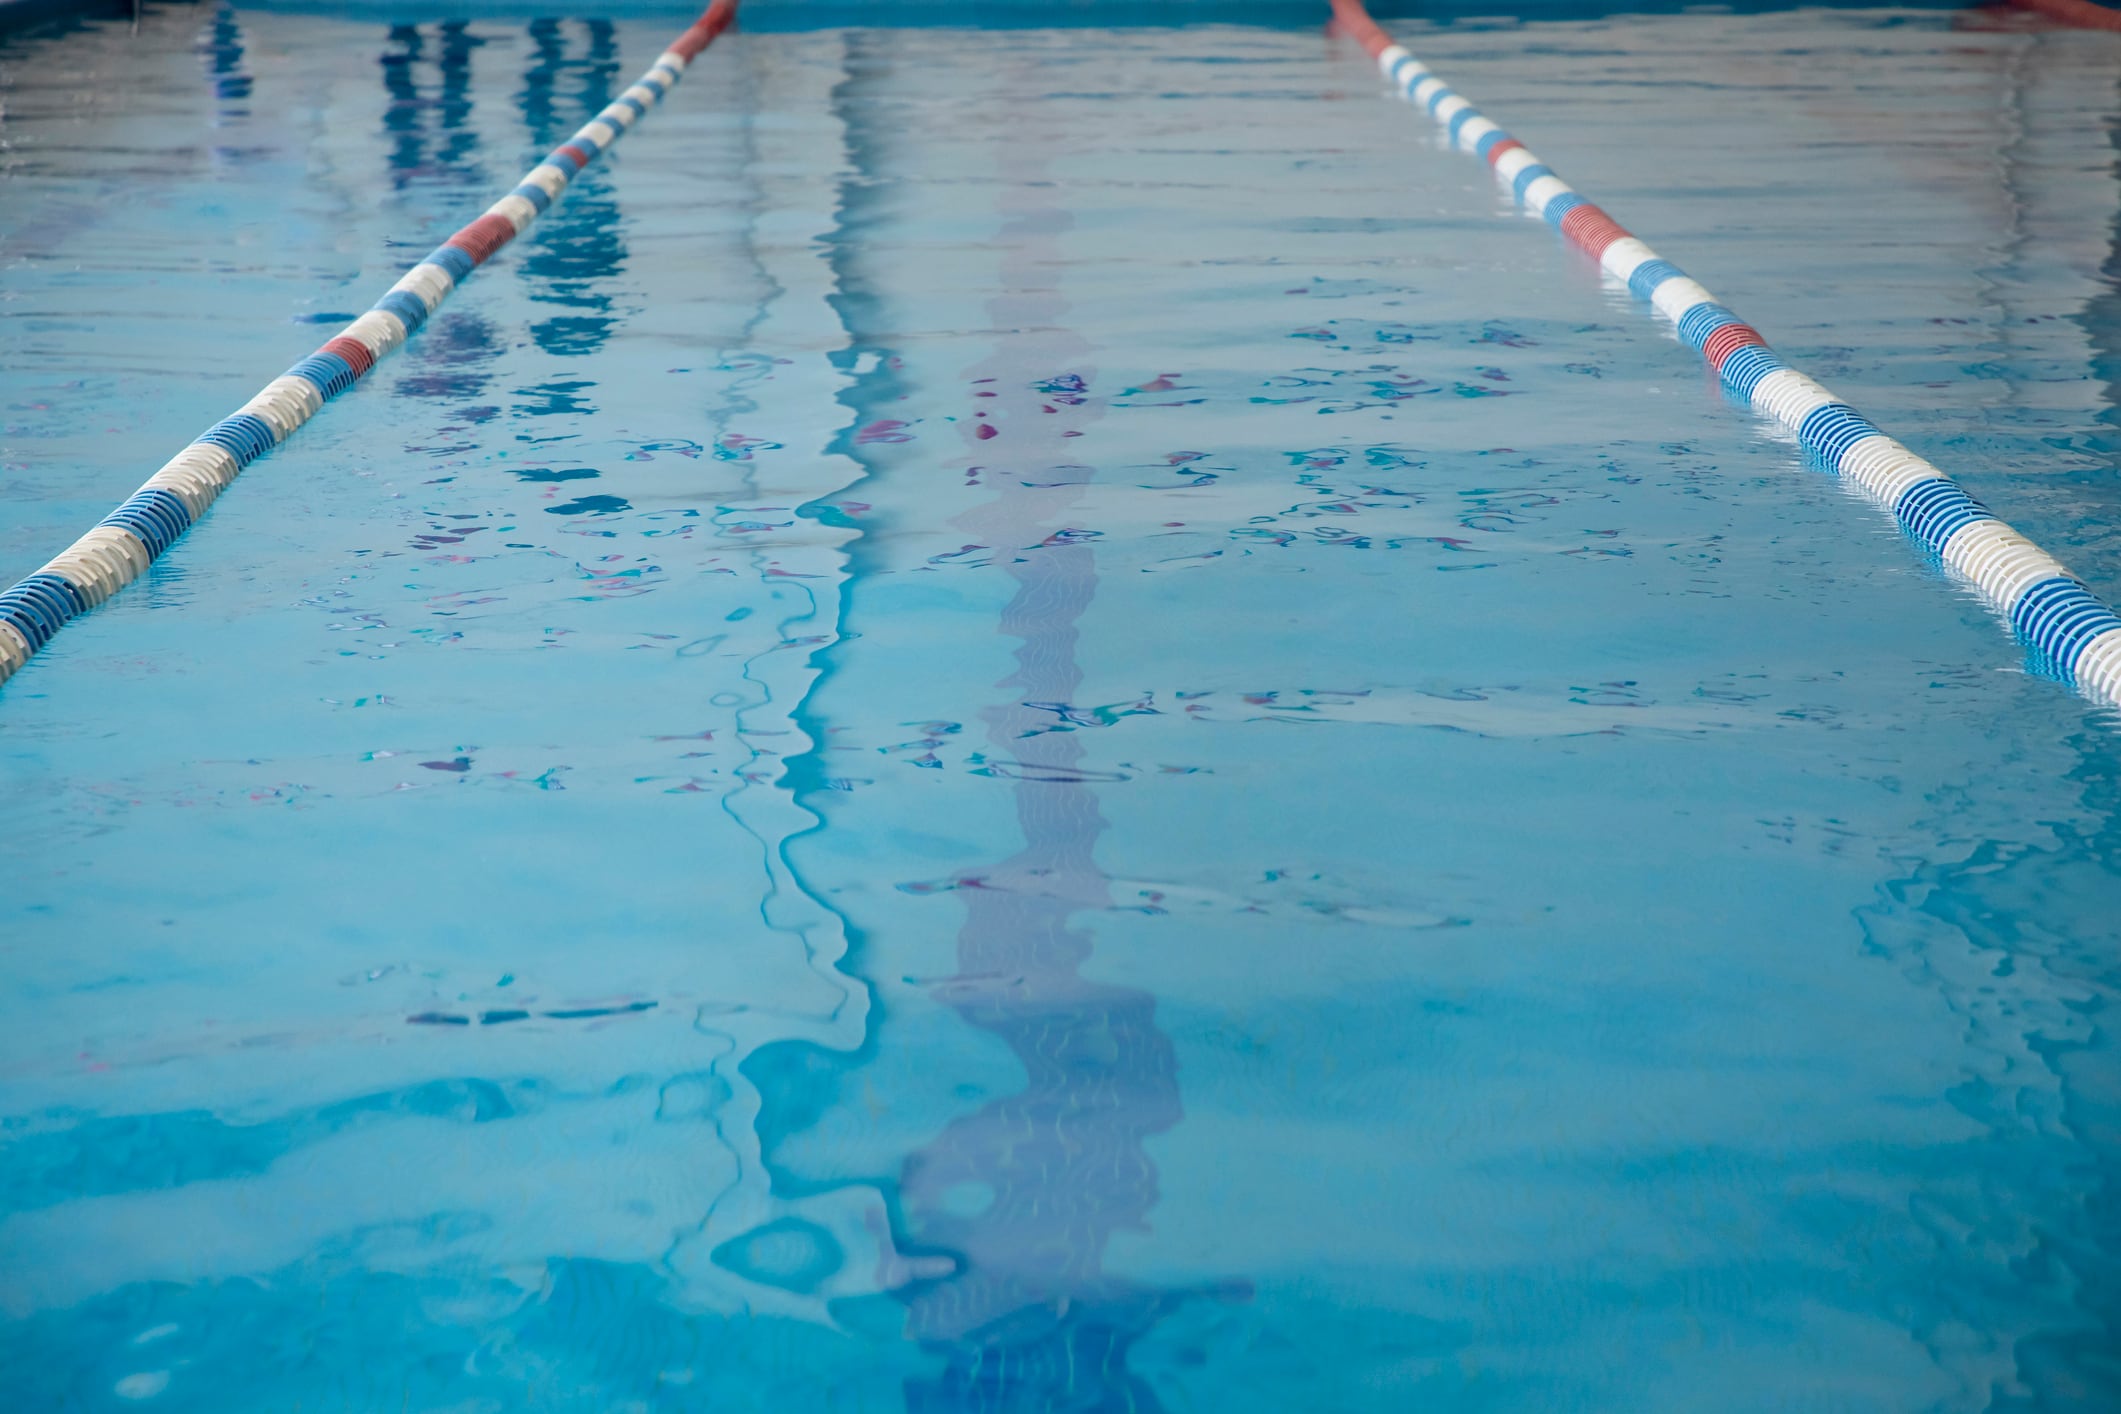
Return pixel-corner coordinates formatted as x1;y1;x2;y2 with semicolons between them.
2;5;2120;1409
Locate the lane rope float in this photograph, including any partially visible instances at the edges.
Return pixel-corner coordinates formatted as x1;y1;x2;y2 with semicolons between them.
1327;0;2121;711
0;0;739;688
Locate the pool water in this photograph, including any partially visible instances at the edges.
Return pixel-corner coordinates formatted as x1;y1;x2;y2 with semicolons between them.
3;5;2120;1409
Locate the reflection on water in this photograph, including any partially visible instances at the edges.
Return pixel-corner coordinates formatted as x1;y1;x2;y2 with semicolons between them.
382;20;501;404
195;6;260;173
195;8;250;117
517;19;630;360
380;21;486;196
2084;68;2121;456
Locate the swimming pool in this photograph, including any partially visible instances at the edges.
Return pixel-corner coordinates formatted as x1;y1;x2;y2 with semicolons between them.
2;3;2119;1407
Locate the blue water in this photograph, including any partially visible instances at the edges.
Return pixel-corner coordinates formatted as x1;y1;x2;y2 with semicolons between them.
3;5;2120;1409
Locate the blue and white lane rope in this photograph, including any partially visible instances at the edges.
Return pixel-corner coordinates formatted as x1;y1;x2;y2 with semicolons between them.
1330;0;2121;712
0;0;739;690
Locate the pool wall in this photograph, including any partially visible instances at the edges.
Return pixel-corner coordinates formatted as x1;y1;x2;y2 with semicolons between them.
0;0;1981;37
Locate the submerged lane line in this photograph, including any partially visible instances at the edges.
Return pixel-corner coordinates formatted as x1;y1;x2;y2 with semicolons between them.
1327;0;2121;712
0;0;739;689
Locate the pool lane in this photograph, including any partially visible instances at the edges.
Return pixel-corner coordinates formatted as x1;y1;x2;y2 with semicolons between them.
1;9;2119;1409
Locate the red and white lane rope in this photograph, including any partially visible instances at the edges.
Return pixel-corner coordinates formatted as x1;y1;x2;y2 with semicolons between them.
0;0;739;688
1328;0;2121;711
2008;0;2121;31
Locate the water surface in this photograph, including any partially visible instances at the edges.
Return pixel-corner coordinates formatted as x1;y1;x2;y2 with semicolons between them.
2;7;2119;1409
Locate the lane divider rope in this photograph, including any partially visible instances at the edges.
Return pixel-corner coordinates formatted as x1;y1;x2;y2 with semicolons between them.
0;0;739;688
1328;0;2121;711
2007;0;2121;31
